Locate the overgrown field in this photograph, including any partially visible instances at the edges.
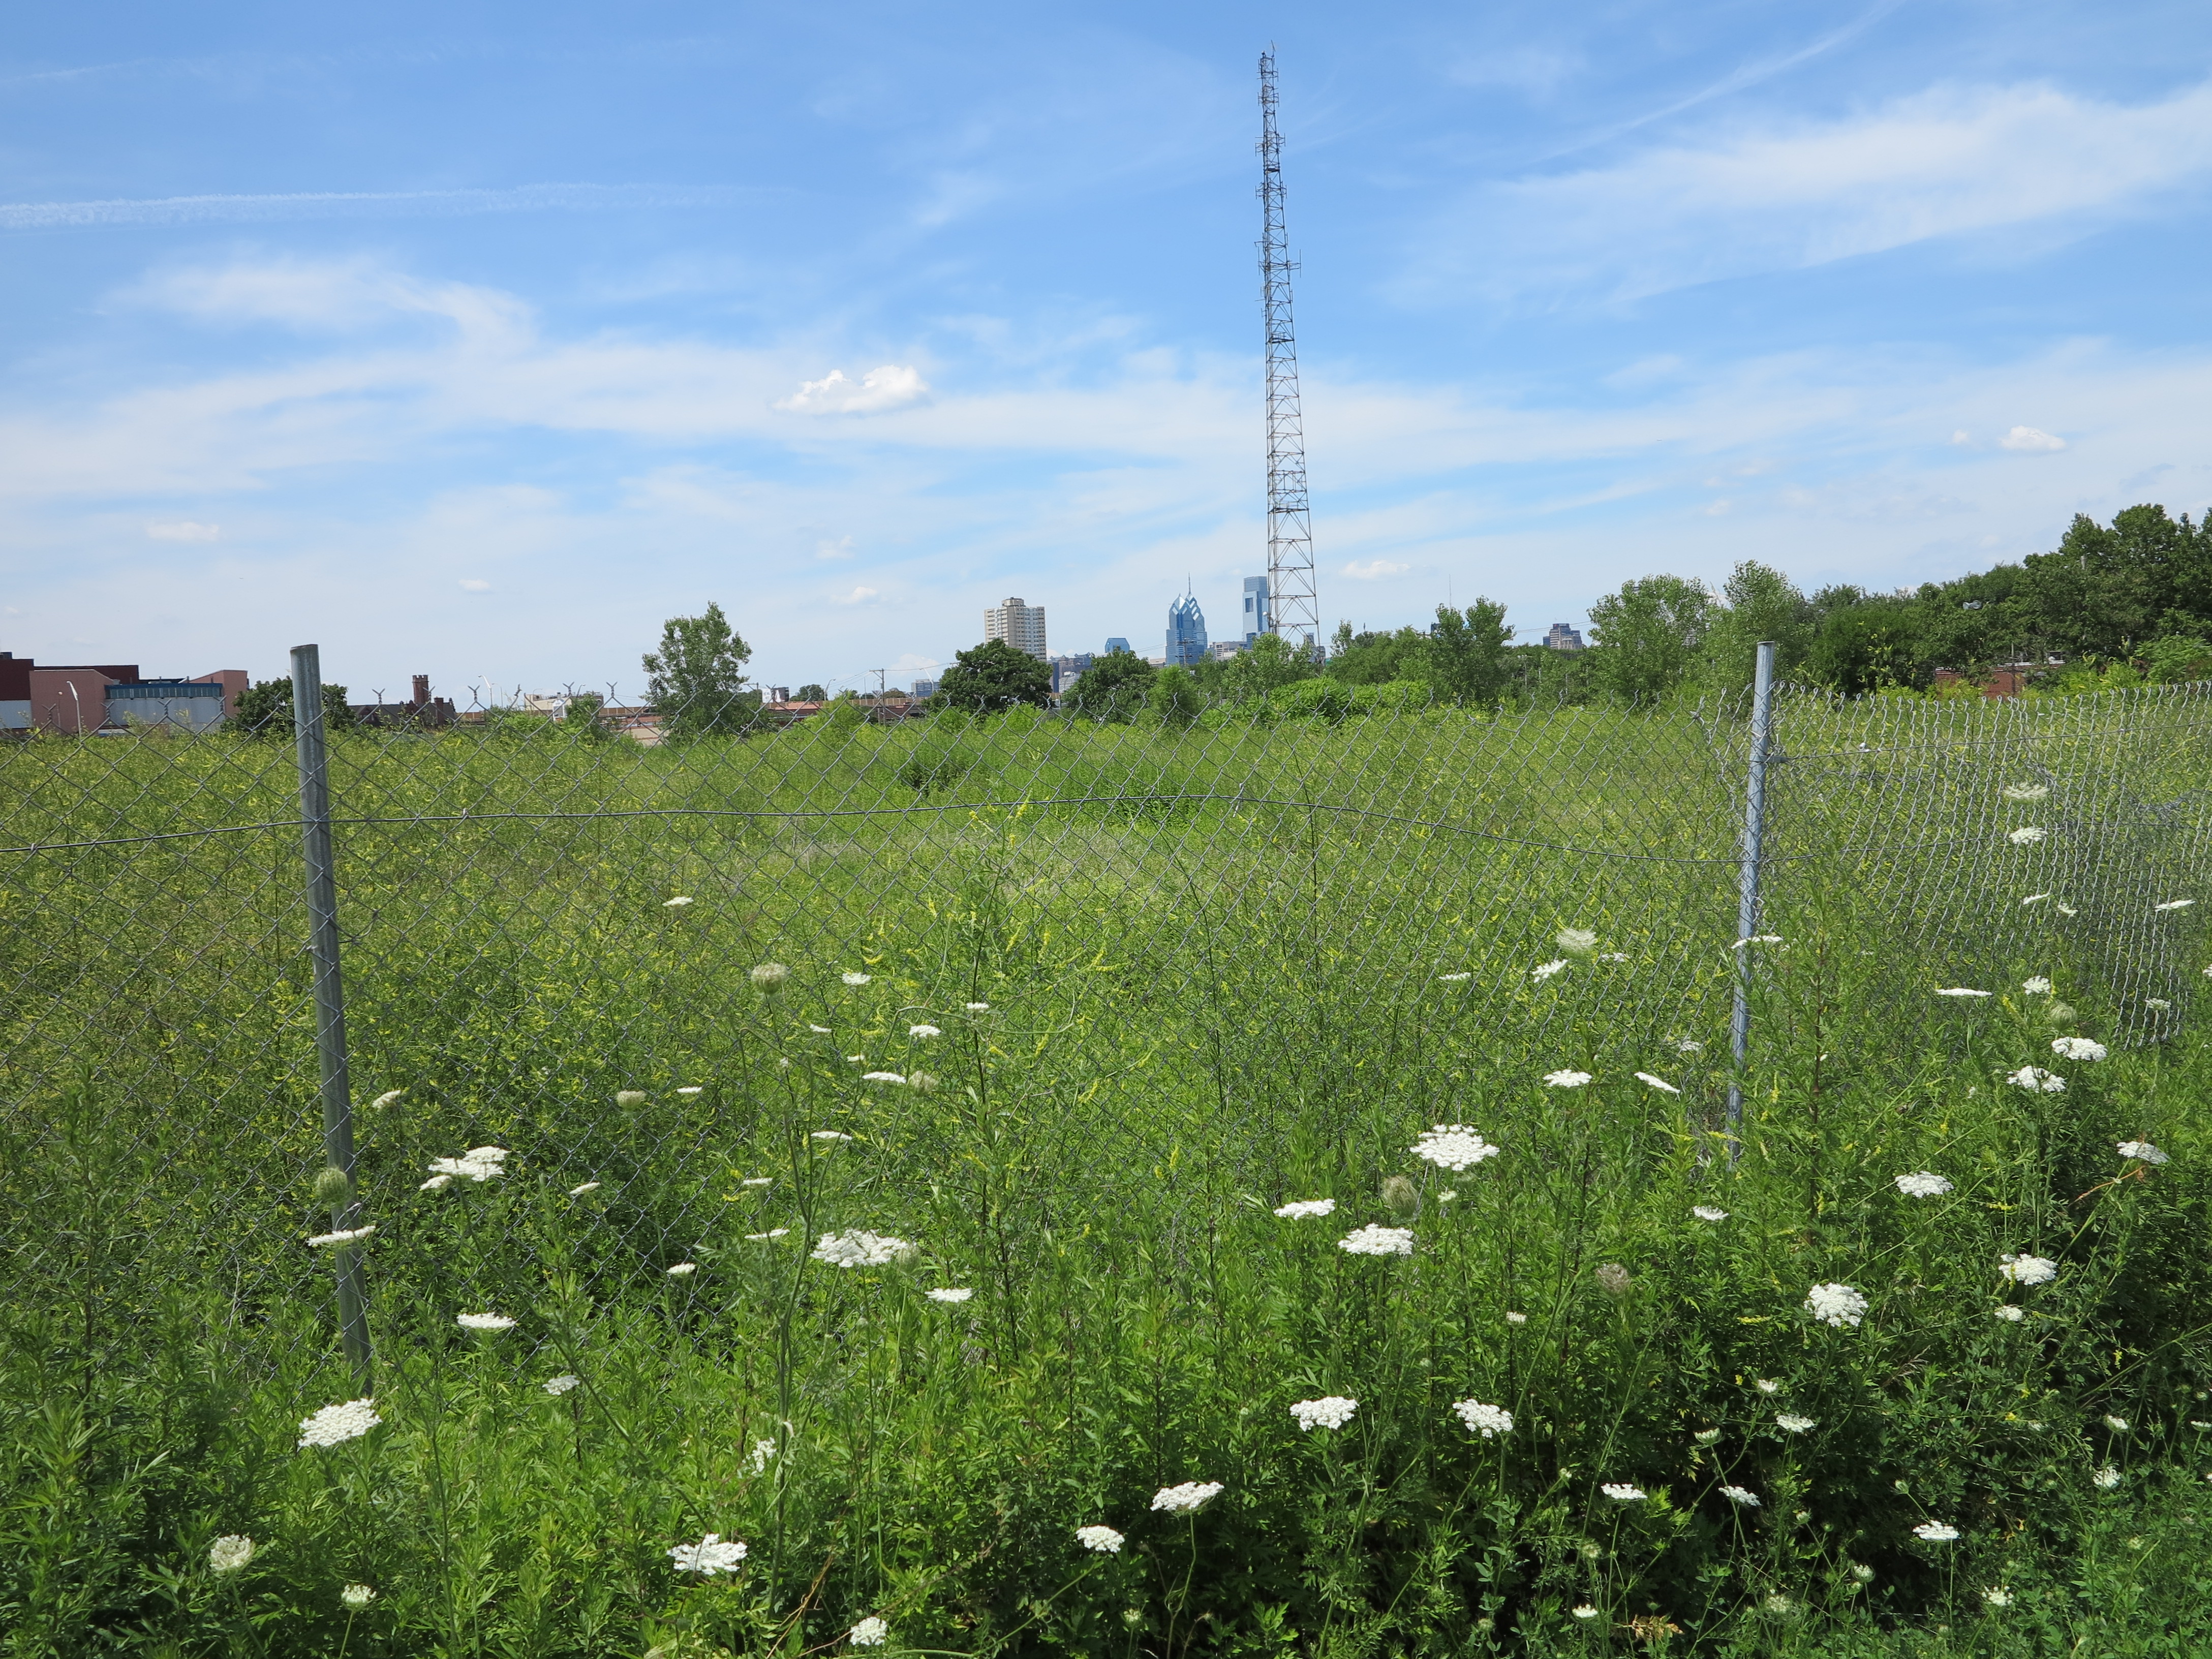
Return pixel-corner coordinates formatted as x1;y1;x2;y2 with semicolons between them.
4;690;2212;1655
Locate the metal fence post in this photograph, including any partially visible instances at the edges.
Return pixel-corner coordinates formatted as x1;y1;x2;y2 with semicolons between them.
1726;640;1778;1157
291;643;373;1385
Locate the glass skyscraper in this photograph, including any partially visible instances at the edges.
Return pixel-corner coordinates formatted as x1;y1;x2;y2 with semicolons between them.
1165;593;1208;667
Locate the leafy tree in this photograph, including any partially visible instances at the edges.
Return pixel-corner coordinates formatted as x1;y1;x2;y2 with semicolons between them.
1700;562;1816;692
643;602;756;737
1806;603;1929;694
1586;575;1713;705
1502;643;1595;709
562;692;607;740
1224;633;1317;699
1147;664;1207;727
228;677;358;736
1064;649;1156;721
822;690;869;732
795;684;828;702
1325;624;1433;687
1425;600;1514;707
934;640;1052;715
2142;634;2212;684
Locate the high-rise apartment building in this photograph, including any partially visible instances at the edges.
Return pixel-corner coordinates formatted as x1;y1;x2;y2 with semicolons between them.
984;597;1048;661
1165;593;1208;667
1241;576;1272;646
1543;623;1586;653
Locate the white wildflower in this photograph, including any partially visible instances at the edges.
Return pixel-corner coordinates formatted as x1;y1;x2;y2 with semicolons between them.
568;1181;601;1196
1542;1069;1592;1088
1453;1399;1514;1437
544;1374;581;1396
1531;959;1568;982
747;1439;776;1474
2022;892;2050;906
2023;976;2052;994
2051;1036;2107;1061
1150;1481;1223;1515
1805;1283;1868;1328
2057;903;2077;916
743;1176;773;1187
663;896;693;907
368;1089;405;1111
1338;1224;1414;1257
2156;899;2196;912
1635;1072;1680;1094
1075;1524;1124;1553
1290;1396;1358;1431
1692;1205;1729;1222
419;1174;452;1191
927;1287;974;1303
2008;827;2047;845
1411;1125;1500;1171
1895;1172;1953;1198
746;1229;790;1241
965;1001;990;1010
1935;987;1992;998
848;1617;889;1647
841;972;872;986
2094;1462;2127;1489
1571;1606;1599;1621
1600;1483;1645;1501
2105;1415;2130;1433
809;1024;833;1033
1693;1428;1722;1447
457;1312;516;1331
2147;998;2172;1010
677;1086;703;1095
616;1091;648;1105
1437;1189;1458;1203
813;1231;913;1269
1994;1305;2026;1323
297;1398;381;1449
208;1534;255;1573
1913;1522;1959;1542
665;1263;697;1277
2007;1066;2066;1093
1755;1379;1781;1395
1505;1311;1527;1325
342;1583;376;1608
2002;783;2049;801
1273;1198;1336;1219
861;1071;907;1085
1763;1595;1796;1616
1776;1414;1816;1433
908;1024;941;1038
2000;1253;2058;1285
1556;927;1598;955
1733;934;1783;948
305;1225;377;1247
1721;1486;1761;1507
1436;971;1472;982
668;1534;747;1575
811;1130;853;1142
1599;951;1630;962
426;1146;508;1182
750;963;790;991
2118;1141;2168;1164
1982;1586;2012;1607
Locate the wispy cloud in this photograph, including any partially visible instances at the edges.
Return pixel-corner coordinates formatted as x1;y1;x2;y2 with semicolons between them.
0;182;743;232
1342;558;1410;579
777;366;931;416
146;519;219;541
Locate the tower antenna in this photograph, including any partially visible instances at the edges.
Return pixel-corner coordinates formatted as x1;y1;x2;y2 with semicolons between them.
1258;47;1317;654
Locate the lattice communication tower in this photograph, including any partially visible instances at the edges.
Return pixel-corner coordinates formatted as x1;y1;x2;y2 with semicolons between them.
1257;48;1318;651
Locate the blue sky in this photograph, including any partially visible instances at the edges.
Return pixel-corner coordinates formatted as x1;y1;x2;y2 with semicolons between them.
5;1;2210;701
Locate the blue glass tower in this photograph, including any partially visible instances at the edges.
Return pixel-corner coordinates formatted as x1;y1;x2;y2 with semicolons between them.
1165;593;1208;667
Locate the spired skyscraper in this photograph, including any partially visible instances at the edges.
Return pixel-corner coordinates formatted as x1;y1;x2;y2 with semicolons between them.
1165;591;1208;667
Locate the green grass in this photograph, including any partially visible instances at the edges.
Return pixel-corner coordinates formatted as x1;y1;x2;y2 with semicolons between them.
3;689;2211;1655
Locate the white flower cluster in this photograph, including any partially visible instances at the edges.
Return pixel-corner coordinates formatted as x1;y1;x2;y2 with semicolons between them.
2023;976;2052;994
1453;1399;1514;1438
747;1438;777;1474
208;1534;255;1573
1913;1522;1959;1542
1150;1480;1223;1515
746;1229;790;1242
2002;782;2049;801
297;1398;382;1449
927;1287;974;1303
1531;959;1568;983
1436;971;1472;984
1894;1172;1952;1198
1721;1486;1760;1507
2156;898;2196;913
1601;1483;1645;1502
1993;1305;2026;1323
305;1225;378;1247
2117;1141;2169;1165
1556;928;1598;954
1542;1069;1592;1089
342;1583;376;1608
1804;1282;1868;1328
811;1130;854;1142
849;1616;890;1647
544;1374;581;1396
908;1024;940;1038
421;1145;508;1190
457;1312;516;1331
1289;1396;1359;1431
861;1071;908;1085
2007;1066;2066;1093
842;972;872;986
1074;1524;1125;1553
1635;1072;1680;1094
1273;1198;1336;1219
668;1534;748;1575
1934;988;1991;998
666;1263;697;1277
2093;1465;2123;1490
813;1231;914;1269
2051;1036;2108;1062
1776;1413;1816;1433
2000;1253;2059;1285
569;1182;601;1196
1337;1224;1414;1257
1411;1125;1500;1171
2008;827;2047;845
1692;1206;1729;1222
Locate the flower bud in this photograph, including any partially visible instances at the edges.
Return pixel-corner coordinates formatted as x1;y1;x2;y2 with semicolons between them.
892;1240;923;1268
750;962;791;994
1595;1262;1631;1298
1380;1175;1421;1219
907;1071;938;1094
615;1090;648;1107
313;1166;352;1209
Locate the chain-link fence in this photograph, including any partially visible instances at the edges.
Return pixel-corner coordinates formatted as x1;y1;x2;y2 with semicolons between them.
3;662;2207;1388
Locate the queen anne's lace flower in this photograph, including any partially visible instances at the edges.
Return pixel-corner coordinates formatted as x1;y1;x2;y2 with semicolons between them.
297;1398;381;1449
208;1534;255;1573
369;1089;405;1110
2002;783;2049;801
1075;1525;1124;1553
2007;1065;2066;1093
665;1263;697;1277
1453;1399;1514;1437
848;1617;889;1647
965;1001;990;1010
1542;1069;1592;1088
746;1228;790;1241
1913;1522;1959;1542
1411;1125;1500;1171
1805;1283;1868;1327
927;1287;973;1303
663;895;693;907
1776;1413;1816;1433
1692;1206;1729;1222
2009;827;2047;845
812;1130;854;1142
747;1438;776;1474
1675;1038;1704;1054
813;1231;913;1268
1993;1305;2026;1323
1721;1486;1760;1507
2156;899;2196;912
1273;1198;1336;1219
426;1146;508;1183
861;1071;908;1085
1337;1224;1414;1257
457;1312;516;1331
908;1024;941;1038
1983;1586;2012;1607
1601;1483;1645;1501
842;972;872;986
544;1374;581;1395
668;1534;748;1574
1531;959;1568;982
342;1583;376;1607
2051;1036;2108;1062
1556;927;1597;954
1635;1072;1680;1094
1894;1172;1952;1198
1572;1606;1599;1621
2023;976;2052;994
1505;1311;1528;1325
1289;1396;1358;1431
1437;971;1471;982
1151;1481;1223;1514
2118;1141;2169;1165
2092;1463;2123;1489
568;1182;601;1196
1934;988;1992;998
2000;1253;2058;1285
306;1225;377;1247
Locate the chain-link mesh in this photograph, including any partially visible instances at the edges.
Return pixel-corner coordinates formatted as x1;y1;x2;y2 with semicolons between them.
3;680;2206;1383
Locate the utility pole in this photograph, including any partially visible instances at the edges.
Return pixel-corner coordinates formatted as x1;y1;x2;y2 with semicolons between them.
1258;47;1318;654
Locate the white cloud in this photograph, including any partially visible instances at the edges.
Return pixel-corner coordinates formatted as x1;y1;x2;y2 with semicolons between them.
0;183;740;232
777;366;930;416
146;520;219;541
1951;429;1971;445
887;653;940;674
815;536;855;560
1342;559;1410;579
1423;76;2212;303
2000;425;2066;452
459;578;492;591
834;586;880;605
1704;500;1732;516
